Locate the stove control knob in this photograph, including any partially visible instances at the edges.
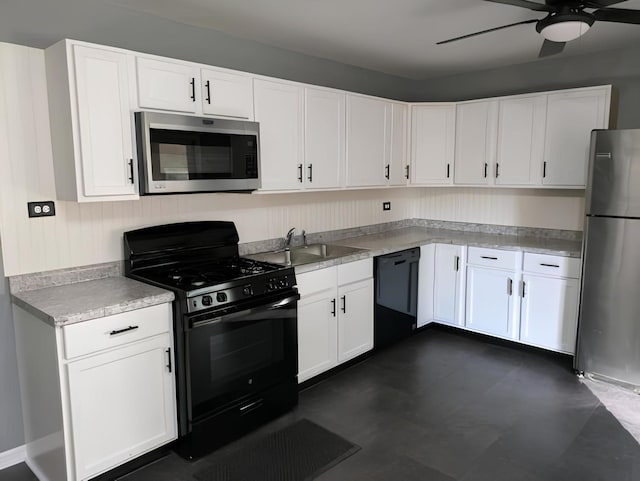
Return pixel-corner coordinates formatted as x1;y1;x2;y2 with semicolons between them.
278;277;288;288
216;292;228;303
243;285;253;296
201;295;213;306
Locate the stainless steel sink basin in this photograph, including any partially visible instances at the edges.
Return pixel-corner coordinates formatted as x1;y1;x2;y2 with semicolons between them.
247;243;367;266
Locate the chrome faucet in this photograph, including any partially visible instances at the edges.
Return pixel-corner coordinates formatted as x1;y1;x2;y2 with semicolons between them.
284;228;296;249
301;229;307;247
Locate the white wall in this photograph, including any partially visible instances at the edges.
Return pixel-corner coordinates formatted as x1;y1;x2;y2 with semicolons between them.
0;43;585;278
411;187;585;231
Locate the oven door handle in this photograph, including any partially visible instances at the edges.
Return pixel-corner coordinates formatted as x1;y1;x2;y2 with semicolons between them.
189;293;300;329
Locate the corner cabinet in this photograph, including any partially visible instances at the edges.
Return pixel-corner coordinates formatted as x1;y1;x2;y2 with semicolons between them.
45;40;139;202
13;302;177;481
454;100;498;185
410;104;456;185
296;258;373;383
433;244;466;327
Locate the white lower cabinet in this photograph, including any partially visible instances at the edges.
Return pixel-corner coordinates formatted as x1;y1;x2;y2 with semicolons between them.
433;244;465;326
519;253;581;354
67;335;177;480
13;302;177;481
465;247;521;340
296;259;373;383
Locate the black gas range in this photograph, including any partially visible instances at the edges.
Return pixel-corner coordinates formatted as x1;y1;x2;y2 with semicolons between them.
124;221;299;459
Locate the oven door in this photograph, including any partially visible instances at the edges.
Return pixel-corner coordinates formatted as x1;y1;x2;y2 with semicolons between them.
184;290;299;426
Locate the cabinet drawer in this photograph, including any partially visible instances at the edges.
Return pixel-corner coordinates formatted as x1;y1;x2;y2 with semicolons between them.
523;253;581;278
337;258;373;285
467;247;518;270
296;266;337;297
63;303;172;360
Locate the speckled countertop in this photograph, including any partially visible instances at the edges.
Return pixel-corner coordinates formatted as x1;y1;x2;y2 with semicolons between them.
12;277;174;327
290;226;582;274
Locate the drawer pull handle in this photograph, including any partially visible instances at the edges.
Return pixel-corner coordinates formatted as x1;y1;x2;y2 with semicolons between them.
540;263;560;268
481;256;498;260
109;325;139;336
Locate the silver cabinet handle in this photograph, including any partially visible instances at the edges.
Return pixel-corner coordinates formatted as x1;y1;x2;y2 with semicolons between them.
507;278;513;296
595;152;612;159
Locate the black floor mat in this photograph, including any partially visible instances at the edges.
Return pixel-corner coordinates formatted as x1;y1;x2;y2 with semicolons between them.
193;419;360;481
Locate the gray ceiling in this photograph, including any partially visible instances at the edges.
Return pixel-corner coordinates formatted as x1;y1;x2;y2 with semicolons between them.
1;0;640;82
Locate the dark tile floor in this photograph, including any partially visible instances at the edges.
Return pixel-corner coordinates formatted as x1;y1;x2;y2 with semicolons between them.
3;327;639;481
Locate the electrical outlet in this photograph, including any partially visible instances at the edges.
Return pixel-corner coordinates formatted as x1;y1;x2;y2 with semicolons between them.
383;202;391;211
27;201;56;218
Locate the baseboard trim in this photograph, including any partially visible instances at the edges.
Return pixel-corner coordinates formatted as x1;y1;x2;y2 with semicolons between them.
0;444;26;470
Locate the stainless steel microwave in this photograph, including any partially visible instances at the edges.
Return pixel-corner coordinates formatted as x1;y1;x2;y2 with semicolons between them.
135;112;260;194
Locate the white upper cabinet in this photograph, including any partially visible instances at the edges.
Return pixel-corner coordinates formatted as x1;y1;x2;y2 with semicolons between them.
542;86;611;187
495;95;547;186
136;57;199;113
254;78;304;191
304;87;344;189
346;95;390;187
200;68;253;119
454;100;498;185
45;40;138;202
388;102;409;186
410;104;456;185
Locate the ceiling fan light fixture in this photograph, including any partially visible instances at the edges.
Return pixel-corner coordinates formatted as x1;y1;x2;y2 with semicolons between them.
540;20;591;42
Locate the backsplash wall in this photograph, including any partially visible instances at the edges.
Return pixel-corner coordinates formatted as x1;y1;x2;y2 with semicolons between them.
0;43;585;277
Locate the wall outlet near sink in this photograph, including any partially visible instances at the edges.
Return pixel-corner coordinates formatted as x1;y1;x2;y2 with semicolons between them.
383;202;391;211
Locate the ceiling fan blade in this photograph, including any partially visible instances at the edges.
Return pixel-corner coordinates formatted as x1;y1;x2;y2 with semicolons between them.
592;7;640;24
483;0;554;12
436;19;538;45
538;39;566;58
583;0;628;7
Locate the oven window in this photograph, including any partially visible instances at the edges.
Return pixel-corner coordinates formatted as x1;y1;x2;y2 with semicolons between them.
149;129;258;181
187;304;296;421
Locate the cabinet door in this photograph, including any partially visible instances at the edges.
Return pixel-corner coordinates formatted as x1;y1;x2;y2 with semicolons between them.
465;266;514;338
346;95;389;187
136;57;198;113
304;87;344;189
543;88;610;186
410;104;455;185
520;274;579;354
337;278;374;363
67;335;176;480
495;95;546;186
433;244;464;326
454;100;498;185
417;244;435;328
254;79;304;190
388;102;409;185
201;68;253;119
297;288;338;382
73;45;137;198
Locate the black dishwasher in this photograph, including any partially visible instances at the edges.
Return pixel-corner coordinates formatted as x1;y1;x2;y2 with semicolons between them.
374;248;420;348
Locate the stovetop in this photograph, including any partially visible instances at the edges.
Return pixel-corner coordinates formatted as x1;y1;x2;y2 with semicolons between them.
135;257;286;292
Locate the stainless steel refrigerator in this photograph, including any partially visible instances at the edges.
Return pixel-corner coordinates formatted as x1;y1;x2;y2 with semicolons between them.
576;128;640;388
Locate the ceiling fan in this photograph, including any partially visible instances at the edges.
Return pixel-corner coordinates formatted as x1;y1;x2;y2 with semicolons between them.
437;0;640;58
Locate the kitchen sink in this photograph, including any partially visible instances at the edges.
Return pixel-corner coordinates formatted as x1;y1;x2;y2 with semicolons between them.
247;243;368;266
